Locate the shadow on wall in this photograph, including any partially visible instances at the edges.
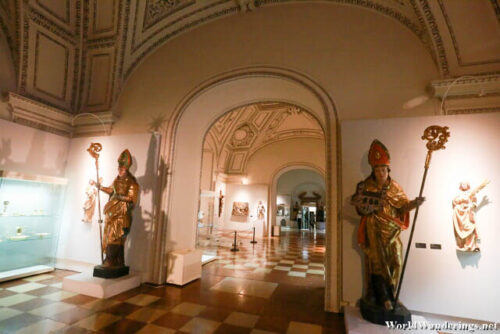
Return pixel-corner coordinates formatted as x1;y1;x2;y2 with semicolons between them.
125;134;163;281
0;131;67;176
456;251;481;269
359;150;371;178
343;194;366;296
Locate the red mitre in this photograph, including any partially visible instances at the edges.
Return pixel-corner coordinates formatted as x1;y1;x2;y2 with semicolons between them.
368;139;390;167
118;149;132;169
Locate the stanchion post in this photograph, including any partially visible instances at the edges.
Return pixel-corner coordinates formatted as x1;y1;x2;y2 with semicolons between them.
231;230;240;252
250;227;257;244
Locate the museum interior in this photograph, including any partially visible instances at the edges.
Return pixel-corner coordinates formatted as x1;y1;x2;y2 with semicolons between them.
0;1;499;333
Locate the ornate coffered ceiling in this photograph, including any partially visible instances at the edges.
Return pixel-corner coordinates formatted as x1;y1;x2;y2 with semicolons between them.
204;102;324;174
0;0;498;123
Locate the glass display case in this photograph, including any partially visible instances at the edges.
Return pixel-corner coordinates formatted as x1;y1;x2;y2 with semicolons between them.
196;190;221;263
0;170;67;281
196;190;217;248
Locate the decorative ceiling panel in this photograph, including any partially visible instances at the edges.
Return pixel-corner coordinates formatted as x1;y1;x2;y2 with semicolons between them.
207;102;325;174
24;21;76;110
437;0;500;67
88;0;119;39
4;0;500;120
0;0;19;73
84;48;115;110
31;0;76;33
143;0;196;30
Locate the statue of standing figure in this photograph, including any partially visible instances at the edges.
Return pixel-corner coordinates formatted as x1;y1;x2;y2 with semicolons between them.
453;180;489;252
91;149;139;278
351;140;424;312
257;201;266;220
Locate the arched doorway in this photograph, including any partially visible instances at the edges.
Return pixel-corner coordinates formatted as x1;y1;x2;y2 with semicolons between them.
153;66;341;312
195;102;325;260
274;169;326;233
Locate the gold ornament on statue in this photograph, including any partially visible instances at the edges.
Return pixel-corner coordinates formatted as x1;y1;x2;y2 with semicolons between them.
87;142;105;264
421;126;450;168
87;143;102;160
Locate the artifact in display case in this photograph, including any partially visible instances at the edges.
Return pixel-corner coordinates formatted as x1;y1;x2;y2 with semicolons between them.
196;190;217;248
0;170;67;282
350;140;425;324
453;180;490;252
89;145;139;279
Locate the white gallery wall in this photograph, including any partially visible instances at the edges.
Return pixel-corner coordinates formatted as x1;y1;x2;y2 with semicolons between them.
341;113;500;322
0;119;70;177
223;183;268;238
57;133;160;281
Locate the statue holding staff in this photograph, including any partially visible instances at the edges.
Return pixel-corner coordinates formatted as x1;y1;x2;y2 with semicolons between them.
90;148;139;278
351;140;425;313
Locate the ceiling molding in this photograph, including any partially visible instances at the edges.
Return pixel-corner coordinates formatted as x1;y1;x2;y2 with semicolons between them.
6;92;115;137
437;0;500;68
431;74;500;98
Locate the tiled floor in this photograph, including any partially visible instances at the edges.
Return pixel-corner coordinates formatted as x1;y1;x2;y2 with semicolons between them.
0;230;345;333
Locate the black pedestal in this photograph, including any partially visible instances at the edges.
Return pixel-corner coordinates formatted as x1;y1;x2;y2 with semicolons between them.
93;265;129;279
360;297;411;326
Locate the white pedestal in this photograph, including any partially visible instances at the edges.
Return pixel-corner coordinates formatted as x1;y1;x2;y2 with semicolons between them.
62;271;141;298
344;305;435;334
166;249;202;286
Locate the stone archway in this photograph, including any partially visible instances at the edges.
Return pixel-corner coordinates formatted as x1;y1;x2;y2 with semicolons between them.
151;65;341;312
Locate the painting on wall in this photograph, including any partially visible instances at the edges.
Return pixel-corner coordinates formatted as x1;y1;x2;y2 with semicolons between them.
232;202;249;216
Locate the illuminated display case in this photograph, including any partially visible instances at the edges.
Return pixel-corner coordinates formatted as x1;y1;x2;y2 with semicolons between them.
196;190;217;248
0;170;67;281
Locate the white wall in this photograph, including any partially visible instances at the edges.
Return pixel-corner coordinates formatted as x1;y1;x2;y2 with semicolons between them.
0;119;70;177
223;183;268;238
341;113;500;322
57;133;160;281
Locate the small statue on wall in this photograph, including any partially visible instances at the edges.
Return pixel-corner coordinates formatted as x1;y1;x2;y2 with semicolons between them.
218;190;224;218
82;179;99;223
257;201;266;220
453;180;490;252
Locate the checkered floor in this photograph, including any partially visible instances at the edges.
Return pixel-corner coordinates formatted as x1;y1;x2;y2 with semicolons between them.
205;229;326;280
0;230;344;333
